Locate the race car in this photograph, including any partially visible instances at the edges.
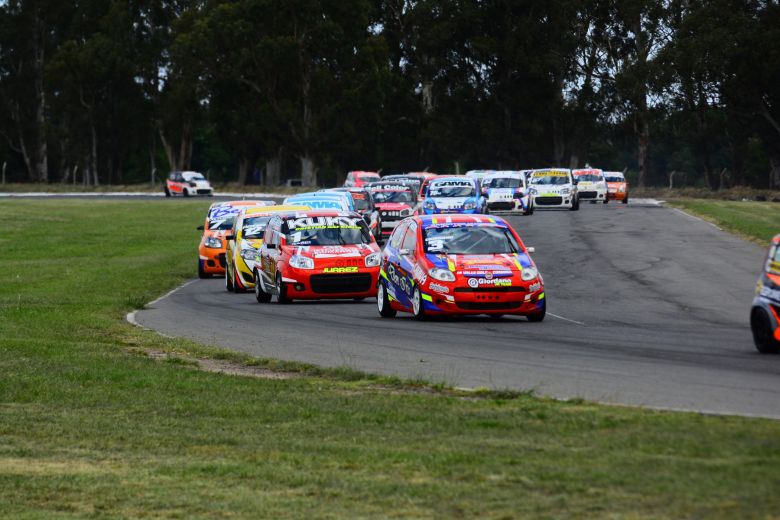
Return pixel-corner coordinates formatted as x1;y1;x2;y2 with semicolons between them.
751;234;780;353
572;168;608;203
380;174;423;196
328;187;382;242
254;211;381;303
197;200;275;278
165;171;214;197
481;171;533;215
344;171;380;187
224;205;310;292
377;214;545;320
283;192;353;211
528;169;579;210
465;170;494;184
422;176;486;215
366;182;419;240
604;171;629;204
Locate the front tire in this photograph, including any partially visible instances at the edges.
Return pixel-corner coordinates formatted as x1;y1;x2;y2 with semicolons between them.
164;187;171;197
570;196;580;211
225;266;234;292
183;188;190;197
275;273;291;304
411;287;426;320
527;299;546;322
198;260;210;279
751;308;780;354
622;196;628;204
254;269;272;303
377;281;397;318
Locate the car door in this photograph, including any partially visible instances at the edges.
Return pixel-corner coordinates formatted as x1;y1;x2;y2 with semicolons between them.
383;221;409;300
398;222;419;290
259;217;282;289
226;212;243;279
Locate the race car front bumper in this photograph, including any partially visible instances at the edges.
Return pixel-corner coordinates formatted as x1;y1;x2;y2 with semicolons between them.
199;245;228;274
421;284;545;316
282;267;380;299
533;195;573;208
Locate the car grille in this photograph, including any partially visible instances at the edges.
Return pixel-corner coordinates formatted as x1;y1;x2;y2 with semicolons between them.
535;196;562;205
310;274;372;294
218;253;227;268
456;301;522;311
454;287;526;293
196;189;211;194
579;191;597;199
488;202;514;211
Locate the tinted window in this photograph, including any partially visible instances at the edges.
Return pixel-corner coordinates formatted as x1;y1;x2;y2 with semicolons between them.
401;223;417;251
390;222;409;249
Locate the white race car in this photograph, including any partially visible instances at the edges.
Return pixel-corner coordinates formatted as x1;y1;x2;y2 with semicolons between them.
528;169;579;210
572;168;608;203
481;171;533;215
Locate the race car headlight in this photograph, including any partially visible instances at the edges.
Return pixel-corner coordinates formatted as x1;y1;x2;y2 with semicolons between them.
528;187;537;195
400;208;412;217
521;266;538;281
424;201;436;210
560;187;571;195
204;237;222;249
289;254;314;270
240;248;258;262
365;252;381;267
619;186;626;193
429;267;455;282
463;201;476;210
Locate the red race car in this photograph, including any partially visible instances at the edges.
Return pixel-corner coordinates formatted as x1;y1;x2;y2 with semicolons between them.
254;211;381;303
344;171;380;187
366;182;419;240
377;214;545;320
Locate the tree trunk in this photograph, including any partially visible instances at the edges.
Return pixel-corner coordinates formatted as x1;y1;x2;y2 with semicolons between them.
635;112;649;187
179;123;192;170
266;149;282;186
300;155;317;186
237;156;250;185
90;117;99;186
159;129;176;172
32;10;47;183
770;154;780;190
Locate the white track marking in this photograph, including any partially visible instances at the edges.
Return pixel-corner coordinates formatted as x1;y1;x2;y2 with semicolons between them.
670;208;722;230
547;312;586;326
126;279;198;336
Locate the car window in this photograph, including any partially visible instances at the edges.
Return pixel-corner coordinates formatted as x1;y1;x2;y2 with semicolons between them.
389;221;409;250
400;223;417;251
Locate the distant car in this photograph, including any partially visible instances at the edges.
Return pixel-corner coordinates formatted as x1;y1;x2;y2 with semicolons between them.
254;210;381;303
380;175;423;196
572;168;608;203
197;200;275;278
283;192;353;211
328;187;382;242
165;171;213;197
528;169;579;210
224;205;311;292
751;234;780;353
407;172;439;180
377;214;545;320
366;182;419;240
604;171;629;204
422;176;486;215
481;171;533;215
465;170;494;183
344;171;380;187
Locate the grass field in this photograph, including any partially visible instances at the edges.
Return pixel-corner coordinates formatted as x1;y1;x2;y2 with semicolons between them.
1;199;780;518
668;199;780;244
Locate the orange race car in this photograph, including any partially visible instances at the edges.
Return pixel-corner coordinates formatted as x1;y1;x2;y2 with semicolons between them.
197;200;274;278
604;171;629;204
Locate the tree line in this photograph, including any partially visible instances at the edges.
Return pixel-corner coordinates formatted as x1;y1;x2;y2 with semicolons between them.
1;0;778;189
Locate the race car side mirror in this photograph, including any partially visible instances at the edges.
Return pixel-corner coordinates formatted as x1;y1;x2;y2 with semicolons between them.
399;248;412;256
197;225;204;230
226;234;235;241
266;243;276;249
526;247;535;254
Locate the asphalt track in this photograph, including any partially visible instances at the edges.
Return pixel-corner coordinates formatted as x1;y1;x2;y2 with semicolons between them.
132;200;780;419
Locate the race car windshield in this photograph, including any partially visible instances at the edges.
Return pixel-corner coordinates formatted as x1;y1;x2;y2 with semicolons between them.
423;225;520;255
185;173;206;181
372;190;415;203
530;175;570;186
208;216;236;230
605;176;624;182
484;178;522;189
429;184;475;197
283;216;370;246
575;174;603;182
350;195;370;211
242;216;272;239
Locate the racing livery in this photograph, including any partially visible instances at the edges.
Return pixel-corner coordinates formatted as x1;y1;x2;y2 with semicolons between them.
422;176;486;215
604;171;629;204
328;187;382;242
255;211;381;303
572;168;608;203
344;171;380;187
528;169;579;210
197;200;274;278
377;215;545;320
284;192;353;211
367;182;418;239
165;171;213;197
224;205;310;292
751;234;780;353
481;171;533;215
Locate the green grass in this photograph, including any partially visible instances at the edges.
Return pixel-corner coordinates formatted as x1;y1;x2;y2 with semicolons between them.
668;199;780;244
1;199;780;518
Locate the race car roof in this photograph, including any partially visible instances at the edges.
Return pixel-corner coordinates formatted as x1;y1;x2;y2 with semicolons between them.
482;171;525;180
241;204;311;217
572;168;603;176
279;210;361;220
366;182;415;191
416;214;509;228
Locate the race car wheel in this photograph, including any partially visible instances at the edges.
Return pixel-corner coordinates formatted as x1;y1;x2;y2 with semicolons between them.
377;281;397;318
164;187;171;197
183;189;190;197
254;269;272;303
570;197;580;211
233;270;248;293
527;299;546;322
197;260;210;279
751;308;780;354
604;198;609;204
411;287;426;320
225;268;234;292
275;273;291;304
622;196;629;204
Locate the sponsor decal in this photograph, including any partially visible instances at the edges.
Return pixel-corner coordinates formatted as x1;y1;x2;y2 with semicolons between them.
387;264;412;295
372;184;412;192
467;277;512;288
288;216;362;230
428;282;450;294
760;285;780;302
532;170;569;178
528;282;541;292
432;180;471;187
463;270;513;278
323;266;359;273
412;264;427;284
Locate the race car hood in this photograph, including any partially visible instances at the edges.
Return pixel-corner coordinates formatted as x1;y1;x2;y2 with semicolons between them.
241;238;265;249
486;188;522;201
424;252;533;275
291;243;379;261
429;197;470;209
